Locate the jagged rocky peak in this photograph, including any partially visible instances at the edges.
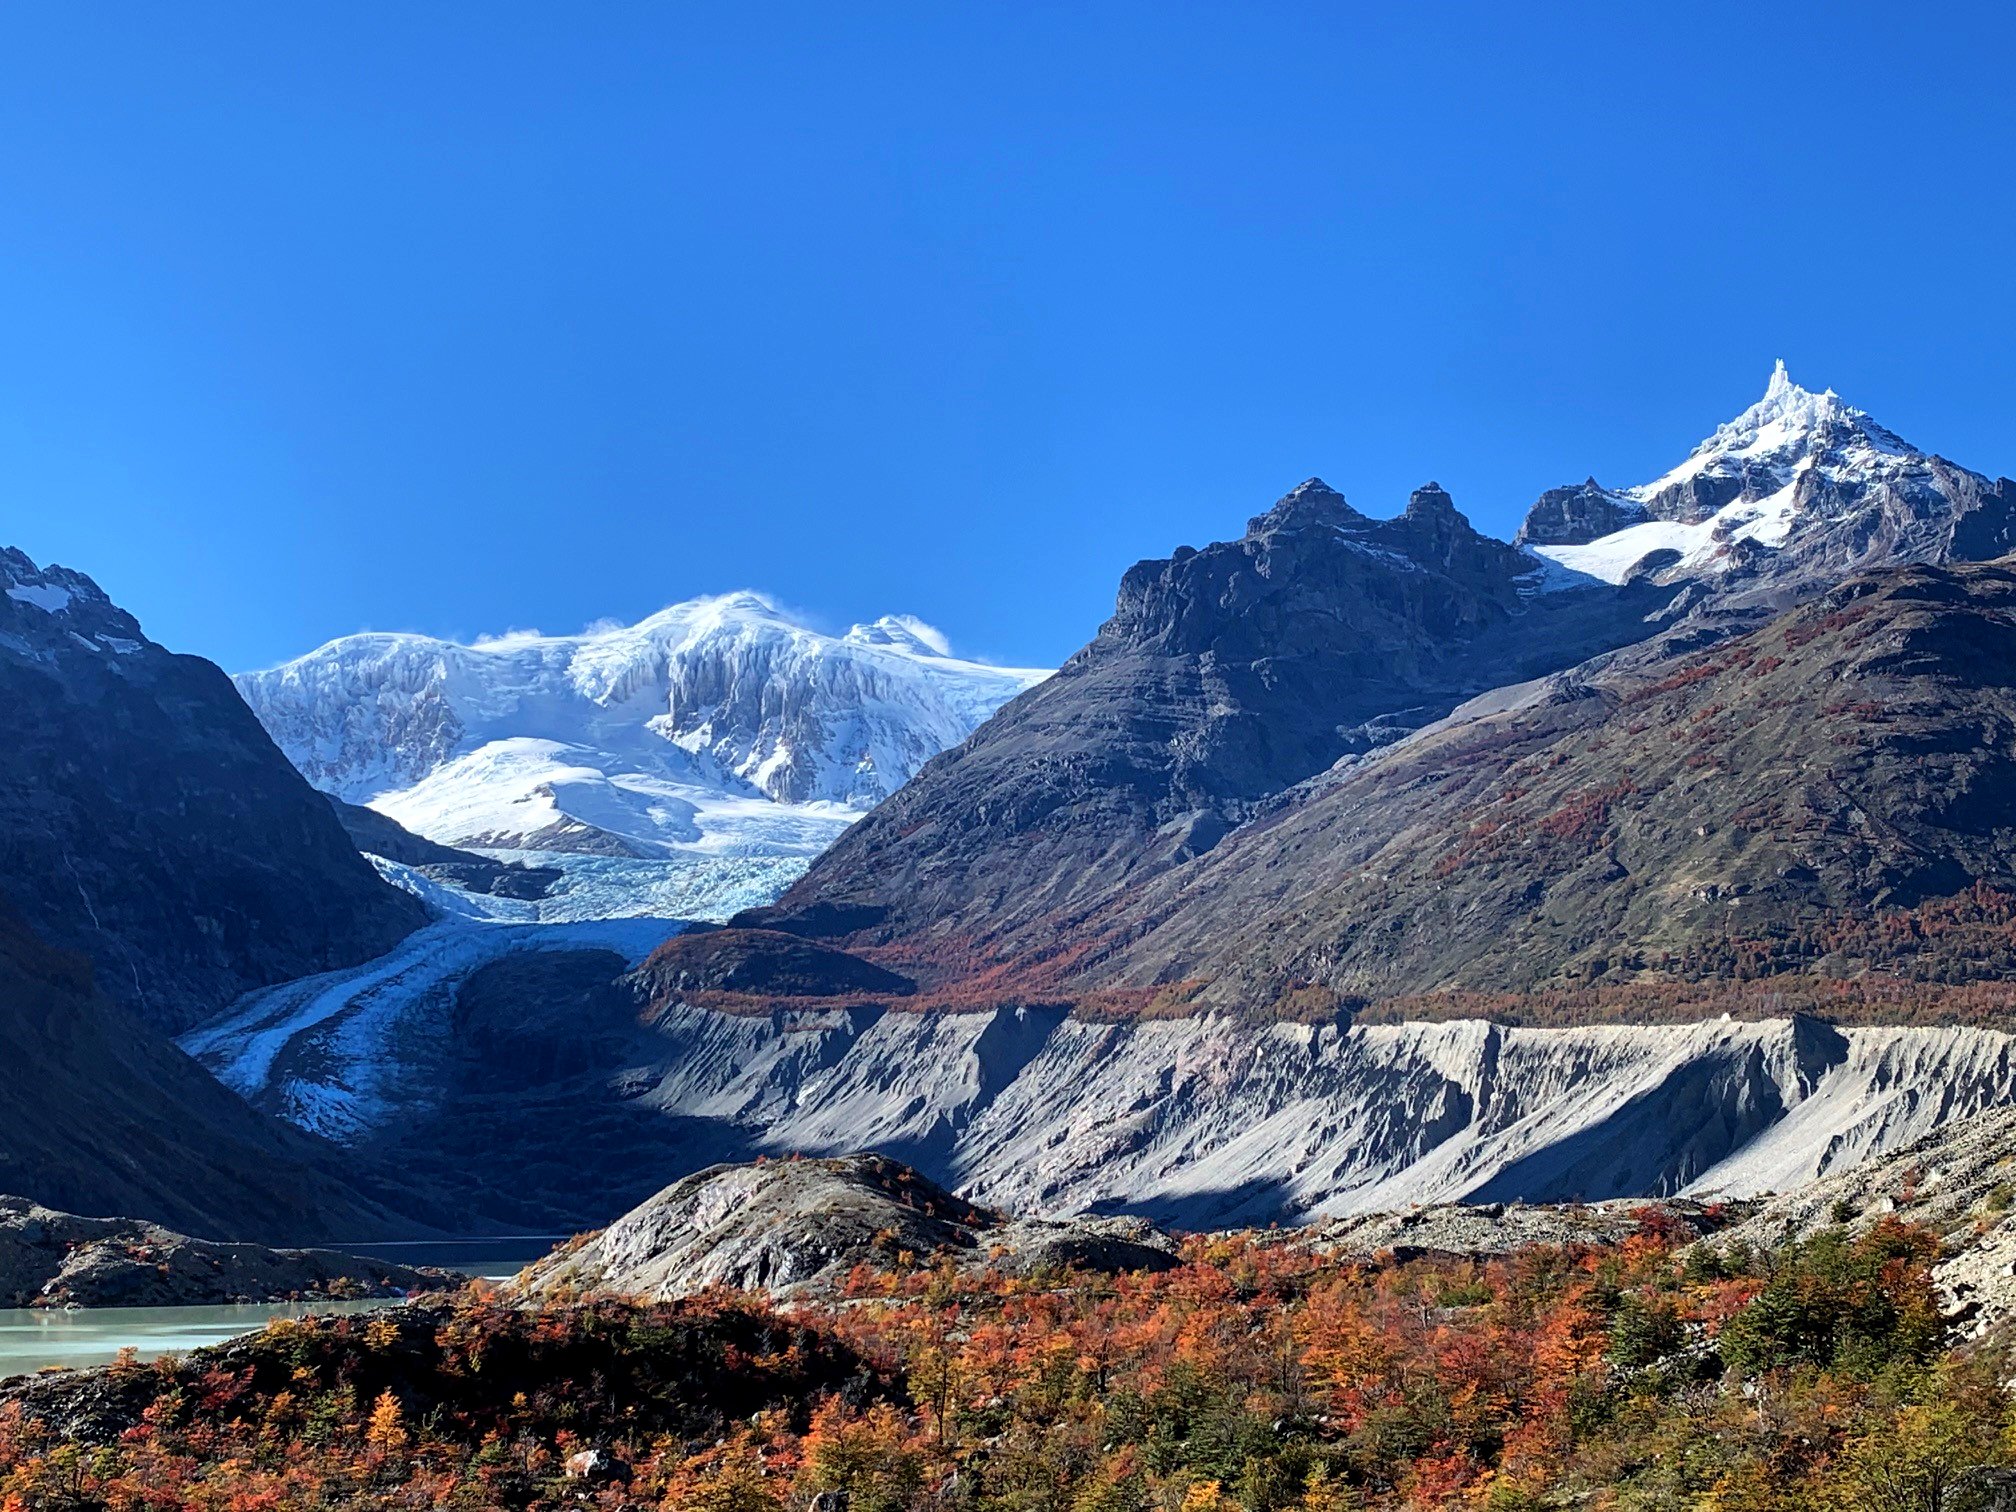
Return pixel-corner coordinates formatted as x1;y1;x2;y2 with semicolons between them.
1514;478;1647;548
1406;480;1458;516
1394;480;1529;578
1628;359;1916;524
0;547;150;656
1111;475;1536;655
1244;476;1367;536
1518;363;2016;588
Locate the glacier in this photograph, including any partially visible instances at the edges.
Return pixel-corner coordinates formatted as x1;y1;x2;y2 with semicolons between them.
234;591;1049;912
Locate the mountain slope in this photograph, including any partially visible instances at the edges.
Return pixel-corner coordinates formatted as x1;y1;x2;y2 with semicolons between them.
750;482;1671;965
0;548;426;1032
1086;556;2016;1010
236;592;1047;863
758;371;2016;1006
0;901;432;1243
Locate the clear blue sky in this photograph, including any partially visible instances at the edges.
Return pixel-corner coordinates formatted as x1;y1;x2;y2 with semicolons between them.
2;4;2011;672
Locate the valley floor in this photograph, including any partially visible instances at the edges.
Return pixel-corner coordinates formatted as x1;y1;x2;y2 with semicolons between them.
3;1214;2009;1510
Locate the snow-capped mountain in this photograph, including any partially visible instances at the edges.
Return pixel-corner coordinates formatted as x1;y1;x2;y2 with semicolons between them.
237;592;1049;862
1518;362;2016;588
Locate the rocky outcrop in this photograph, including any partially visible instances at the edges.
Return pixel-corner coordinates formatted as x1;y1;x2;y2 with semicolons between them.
1307;1198;1731;1262
0;547;426;1032
628;927;914;1004
0;1197;457;1308
1513;480;1648;547
325;795;561;900
514;1155;1178;1300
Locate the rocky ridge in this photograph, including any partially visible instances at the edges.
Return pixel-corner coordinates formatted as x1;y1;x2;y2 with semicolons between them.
513;1154;1179;1300
748;479;1669;965
0;1197;457;1308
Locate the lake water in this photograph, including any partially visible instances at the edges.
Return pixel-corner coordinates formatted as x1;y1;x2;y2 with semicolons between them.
0;1237;562;1380
334;1235;563;1281
0;1299;397;1377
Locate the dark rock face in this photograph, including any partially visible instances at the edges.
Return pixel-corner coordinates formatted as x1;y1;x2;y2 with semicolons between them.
0;1195;456;1307
1514;480;1649;547
752;480;1670;977
630;928;914;1002
0;903;435;1243
0;548;426;1032
1090;557;2016;1007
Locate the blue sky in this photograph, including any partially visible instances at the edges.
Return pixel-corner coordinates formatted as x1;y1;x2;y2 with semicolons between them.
2;4;2011;672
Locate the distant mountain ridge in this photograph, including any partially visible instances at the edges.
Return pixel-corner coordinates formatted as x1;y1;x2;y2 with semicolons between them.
236;592;1048;863
751;367;2016;1015
740;477;1676;961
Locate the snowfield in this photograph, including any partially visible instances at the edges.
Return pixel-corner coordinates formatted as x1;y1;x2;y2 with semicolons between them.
236;591;1048;861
